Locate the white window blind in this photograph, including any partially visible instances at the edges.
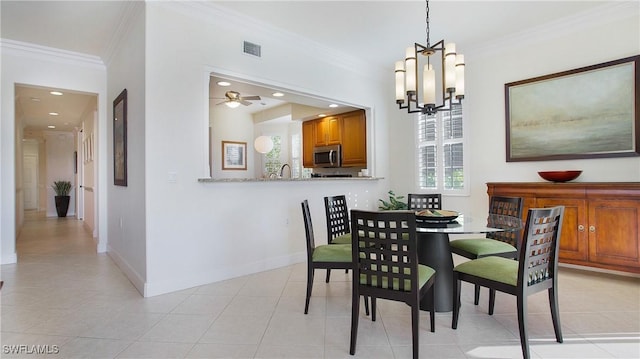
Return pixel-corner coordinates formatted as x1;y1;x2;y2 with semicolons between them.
417;104;465;192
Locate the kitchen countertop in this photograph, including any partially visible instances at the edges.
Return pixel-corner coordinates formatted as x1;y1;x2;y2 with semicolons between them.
198;176;382;183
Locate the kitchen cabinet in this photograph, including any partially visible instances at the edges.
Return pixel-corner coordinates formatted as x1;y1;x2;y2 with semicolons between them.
302;109;367;168
341;110;367;167
302;120;315;168
314;116;342;146
487;182;640;274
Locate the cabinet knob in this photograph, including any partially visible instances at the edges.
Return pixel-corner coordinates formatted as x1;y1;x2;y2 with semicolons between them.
589;225;596;233
578;225;585;232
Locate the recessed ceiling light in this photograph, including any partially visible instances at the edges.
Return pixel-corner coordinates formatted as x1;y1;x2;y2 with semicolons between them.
217;81;231;87
318;114;326;117
329;104;339;108
48;125;56;129
30;97;41;102
272;92;284;97
49;112;59;116
50;91;63;96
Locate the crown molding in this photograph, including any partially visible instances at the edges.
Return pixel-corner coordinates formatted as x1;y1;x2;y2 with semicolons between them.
102;1;145;67
0;38;105;69
157;1;382;79
467;1;639;59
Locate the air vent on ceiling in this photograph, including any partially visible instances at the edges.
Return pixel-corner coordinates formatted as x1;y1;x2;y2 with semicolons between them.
243;41;261;57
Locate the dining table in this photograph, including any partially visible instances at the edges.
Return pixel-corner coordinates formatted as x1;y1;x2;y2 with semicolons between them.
415;213;522;312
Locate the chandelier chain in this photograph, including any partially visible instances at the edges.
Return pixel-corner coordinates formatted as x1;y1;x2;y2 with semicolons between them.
425;0;431;47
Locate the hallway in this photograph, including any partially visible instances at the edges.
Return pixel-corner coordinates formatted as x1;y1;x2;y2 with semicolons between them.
1;212;639;358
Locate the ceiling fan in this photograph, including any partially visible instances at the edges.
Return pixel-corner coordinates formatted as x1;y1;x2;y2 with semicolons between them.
213;91;261;108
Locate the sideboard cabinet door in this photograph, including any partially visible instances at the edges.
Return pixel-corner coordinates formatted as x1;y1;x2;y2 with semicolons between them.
538;198;589;262
588;199;640;270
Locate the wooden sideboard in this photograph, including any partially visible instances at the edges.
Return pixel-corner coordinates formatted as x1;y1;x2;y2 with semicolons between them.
487;182;640;274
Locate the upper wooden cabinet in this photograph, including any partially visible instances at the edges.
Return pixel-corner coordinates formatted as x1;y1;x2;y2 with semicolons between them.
302;109;367;168
341;110;367;167
302;120;315;168
314;116;342;146
487;182;640;274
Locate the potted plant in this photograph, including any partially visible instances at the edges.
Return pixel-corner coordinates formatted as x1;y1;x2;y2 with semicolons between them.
52;180;72;217
378;190;408;210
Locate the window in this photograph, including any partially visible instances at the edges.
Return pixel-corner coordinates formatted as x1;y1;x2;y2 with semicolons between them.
291;133;301;178
416;104;465;193
264;136;282;175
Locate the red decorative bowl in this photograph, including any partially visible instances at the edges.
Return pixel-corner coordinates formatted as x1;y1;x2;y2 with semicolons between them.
538;170;582;182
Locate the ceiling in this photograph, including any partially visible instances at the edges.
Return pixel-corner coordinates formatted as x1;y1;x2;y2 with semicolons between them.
2;1;612;131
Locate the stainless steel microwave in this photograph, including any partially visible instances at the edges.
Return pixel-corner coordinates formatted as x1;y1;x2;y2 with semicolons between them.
313;145;341;168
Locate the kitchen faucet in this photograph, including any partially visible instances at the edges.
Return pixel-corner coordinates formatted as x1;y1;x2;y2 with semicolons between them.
279;163;291;178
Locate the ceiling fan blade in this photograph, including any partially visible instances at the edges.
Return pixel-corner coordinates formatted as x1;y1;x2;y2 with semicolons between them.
240;100;252;106
216;100;227;106
241;95;261;101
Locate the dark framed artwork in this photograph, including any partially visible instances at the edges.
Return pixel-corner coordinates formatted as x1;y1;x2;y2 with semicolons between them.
222;141;247;170
113;89;128;186
505;55;639;162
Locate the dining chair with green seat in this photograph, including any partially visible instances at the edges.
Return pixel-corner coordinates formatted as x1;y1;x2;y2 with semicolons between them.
349;209;435;359
449;195;523;305
407;193;442;210
324;195;352;283
302;200;369;316
452;206;565;359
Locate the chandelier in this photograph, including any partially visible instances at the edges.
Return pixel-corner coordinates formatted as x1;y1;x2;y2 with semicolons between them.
395;0;465;115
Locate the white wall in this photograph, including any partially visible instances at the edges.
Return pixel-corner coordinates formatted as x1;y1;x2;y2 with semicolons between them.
389;3;640;221
141;2;390;296
105;3;147;294
45;131;75;217
210;104;255;179
0;40;108;264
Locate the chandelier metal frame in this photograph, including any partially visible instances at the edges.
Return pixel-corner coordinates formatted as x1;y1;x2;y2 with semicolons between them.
395;0;465;115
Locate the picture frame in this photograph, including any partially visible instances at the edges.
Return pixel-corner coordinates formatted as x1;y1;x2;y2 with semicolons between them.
505;55;639;162
113;89;127;186
222;141;247;170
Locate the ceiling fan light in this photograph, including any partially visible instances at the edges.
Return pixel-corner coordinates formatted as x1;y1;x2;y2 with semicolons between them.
225;101;241;109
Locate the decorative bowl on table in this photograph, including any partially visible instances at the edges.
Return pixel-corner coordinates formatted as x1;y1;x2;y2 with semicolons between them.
415;209;459;223
537;170;582;182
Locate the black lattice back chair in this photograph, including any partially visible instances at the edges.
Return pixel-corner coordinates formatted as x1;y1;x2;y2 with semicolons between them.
324;195;351;245
324;195;351;283
452;206;564;359
449;196;523;305
407;193;442;210
349;210;435;359
301;200;353;314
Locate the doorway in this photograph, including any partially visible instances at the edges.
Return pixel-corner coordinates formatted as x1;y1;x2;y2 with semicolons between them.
15;84;99;255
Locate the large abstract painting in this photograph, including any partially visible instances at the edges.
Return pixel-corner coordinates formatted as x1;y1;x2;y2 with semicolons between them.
505;55;639;162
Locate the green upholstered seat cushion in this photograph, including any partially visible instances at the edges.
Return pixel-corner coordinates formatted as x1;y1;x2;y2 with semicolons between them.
450;238;517;257
331;233;352;244
454;256;518;286
359;264;435;291
312;243;351;262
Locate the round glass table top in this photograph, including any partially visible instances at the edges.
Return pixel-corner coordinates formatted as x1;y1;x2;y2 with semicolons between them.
416;214;522;234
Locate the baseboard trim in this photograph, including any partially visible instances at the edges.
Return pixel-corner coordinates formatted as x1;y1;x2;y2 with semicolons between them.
559;262;640;278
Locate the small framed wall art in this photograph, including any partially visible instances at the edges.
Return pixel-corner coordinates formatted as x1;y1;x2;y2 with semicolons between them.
222;140;247;170
113;89;128;186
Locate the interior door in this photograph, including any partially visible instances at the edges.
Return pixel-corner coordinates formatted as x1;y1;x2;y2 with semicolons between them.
23;155;38;210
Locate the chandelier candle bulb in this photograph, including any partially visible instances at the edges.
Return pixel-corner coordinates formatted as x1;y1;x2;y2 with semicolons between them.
405;46;417;94
395;61;406;103
423;64;436;106
455;54;465;99
444;43;457;92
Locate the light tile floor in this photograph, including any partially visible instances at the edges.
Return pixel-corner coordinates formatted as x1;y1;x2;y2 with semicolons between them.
1;212;639;358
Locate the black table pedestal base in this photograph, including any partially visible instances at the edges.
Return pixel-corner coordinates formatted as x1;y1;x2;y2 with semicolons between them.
417;232;454;312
